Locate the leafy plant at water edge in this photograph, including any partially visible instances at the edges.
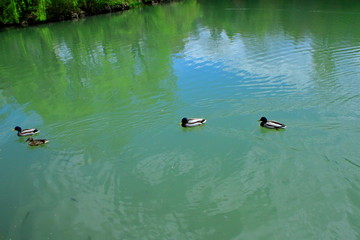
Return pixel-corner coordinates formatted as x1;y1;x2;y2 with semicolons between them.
0;0;167;26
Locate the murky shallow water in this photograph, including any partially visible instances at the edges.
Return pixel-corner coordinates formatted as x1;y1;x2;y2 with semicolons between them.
1;0;360;239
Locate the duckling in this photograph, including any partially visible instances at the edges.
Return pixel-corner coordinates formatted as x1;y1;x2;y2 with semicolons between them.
26;137;49;146
181;117;207;127
13;126;40;136
258;117;286;129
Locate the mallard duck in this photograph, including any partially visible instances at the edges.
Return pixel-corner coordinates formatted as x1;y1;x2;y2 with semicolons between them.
258;117;286;129
13;126;40;136
26;137;49;146
181;117;207;127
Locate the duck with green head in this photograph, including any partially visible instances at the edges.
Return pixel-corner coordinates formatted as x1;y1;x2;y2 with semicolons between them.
13;126;40;136
181;117;207;127
258;117;286;129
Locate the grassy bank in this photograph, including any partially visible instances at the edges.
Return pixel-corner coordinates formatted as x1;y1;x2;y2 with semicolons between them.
0;0;171;27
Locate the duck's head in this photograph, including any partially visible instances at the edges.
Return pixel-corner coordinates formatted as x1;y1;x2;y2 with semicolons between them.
26;137;33;142
13;126;22;132
181;118;189;124
258;117;267;122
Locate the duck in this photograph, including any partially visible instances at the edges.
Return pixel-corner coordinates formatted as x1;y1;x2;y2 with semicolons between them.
26;137;49;146
258;117;286;129
181;117;207;127
13;126;40;136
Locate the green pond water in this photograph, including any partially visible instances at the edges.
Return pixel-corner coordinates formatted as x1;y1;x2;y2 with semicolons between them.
1;0;360;239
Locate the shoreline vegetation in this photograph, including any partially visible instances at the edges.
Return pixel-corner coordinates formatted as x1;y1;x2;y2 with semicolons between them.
0;0;174;28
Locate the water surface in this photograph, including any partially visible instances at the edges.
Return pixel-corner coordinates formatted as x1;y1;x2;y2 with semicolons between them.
1;0;360;239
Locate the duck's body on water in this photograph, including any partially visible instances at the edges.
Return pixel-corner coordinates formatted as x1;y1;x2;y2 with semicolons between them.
26;137;49;146
181;118;207;127
13;126;40;136
258;117;286;129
